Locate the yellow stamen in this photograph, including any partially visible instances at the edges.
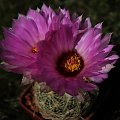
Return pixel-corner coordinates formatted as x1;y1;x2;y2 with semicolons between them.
63;53;81;72
57;51;84;77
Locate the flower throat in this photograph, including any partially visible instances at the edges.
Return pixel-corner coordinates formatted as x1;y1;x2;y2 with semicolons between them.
56;51;84;77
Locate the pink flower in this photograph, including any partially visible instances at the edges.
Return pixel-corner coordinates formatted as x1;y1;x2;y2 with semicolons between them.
34;23;118;96
0;4;90;77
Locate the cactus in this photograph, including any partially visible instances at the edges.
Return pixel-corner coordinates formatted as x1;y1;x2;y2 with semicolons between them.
32;82;99;120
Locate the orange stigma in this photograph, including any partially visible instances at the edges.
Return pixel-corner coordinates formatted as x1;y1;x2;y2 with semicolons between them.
32;47;38;53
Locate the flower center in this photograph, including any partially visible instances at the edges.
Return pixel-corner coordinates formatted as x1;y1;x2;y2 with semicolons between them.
56;51;84;77
32;47;38;53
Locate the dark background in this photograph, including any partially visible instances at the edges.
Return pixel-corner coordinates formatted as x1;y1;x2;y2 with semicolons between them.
0;0;120;120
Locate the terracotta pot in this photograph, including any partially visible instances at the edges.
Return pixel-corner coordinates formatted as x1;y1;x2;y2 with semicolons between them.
18;84;93;120
18;84;45;120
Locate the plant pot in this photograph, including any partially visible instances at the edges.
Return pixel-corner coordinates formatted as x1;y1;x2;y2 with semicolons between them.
18;83;45;120
18;83;97;120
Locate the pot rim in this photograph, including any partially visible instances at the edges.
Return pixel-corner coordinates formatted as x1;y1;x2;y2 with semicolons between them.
18;83;45;120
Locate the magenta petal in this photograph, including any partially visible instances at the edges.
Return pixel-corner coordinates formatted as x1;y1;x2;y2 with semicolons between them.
95;22;103;29
49;78;65;96
61;17;73;26
64;80;80;96
89;73;108;83
98;33;112;50
41;4;55;17
27;9;48;39
59;8;70;18
2;29;31;52
46;25;74;53
75;28;95;58
82;17;92;29
81;83;97;91
103;45;114;53
12;16;39;43
1;51;35;66
41;4;55;26
105;55;119;61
